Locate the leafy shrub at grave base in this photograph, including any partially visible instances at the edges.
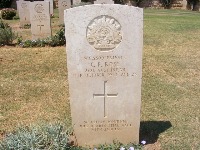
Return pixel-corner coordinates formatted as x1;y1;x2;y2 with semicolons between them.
0;19;17;46
0;122;72;149
23;24;31;29
0;122;143;150
18;27;66;47
1;8;16;20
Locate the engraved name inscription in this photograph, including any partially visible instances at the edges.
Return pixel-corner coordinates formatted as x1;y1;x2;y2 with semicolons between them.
72;55;137;78
86;15;122;51
32;14;48;22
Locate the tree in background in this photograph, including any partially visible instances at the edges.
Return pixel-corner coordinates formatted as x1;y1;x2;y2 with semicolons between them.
0;0;12;8
187;0;200;10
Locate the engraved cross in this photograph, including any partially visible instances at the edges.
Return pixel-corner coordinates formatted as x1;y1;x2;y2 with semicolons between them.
93;81;118;118
37;25;44;33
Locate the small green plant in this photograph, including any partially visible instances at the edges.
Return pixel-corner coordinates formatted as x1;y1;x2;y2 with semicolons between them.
16;36;23;45
0;19;17;46
18;26;66;47
0;20;9;28
23;24;31;29
50;27;65;46
1;8;16;20
19;39;46;48
0;122;72;149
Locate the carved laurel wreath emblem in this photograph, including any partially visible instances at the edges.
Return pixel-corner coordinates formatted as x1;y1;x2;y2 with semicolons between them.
86;15;122;51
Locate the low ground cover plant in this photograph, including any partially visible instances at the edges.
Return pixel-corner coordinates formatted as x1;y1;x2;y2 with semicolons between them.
18;26;65;47
0;122;142;150
0;122;72;149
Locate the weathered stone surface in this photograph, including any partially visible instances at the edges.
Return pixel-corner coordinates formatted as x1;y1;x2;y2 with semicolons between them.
44;0;54;15
30;1;51;39
181;0;188;9
94;0;114;4
65;4;143;146
17;1;30;27
58;0;71;24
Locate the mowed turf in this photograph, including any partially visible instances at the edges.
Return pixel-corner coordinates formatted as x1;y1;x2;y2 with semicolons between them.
0;9;200;149
141;9;200;149
0;47;70;133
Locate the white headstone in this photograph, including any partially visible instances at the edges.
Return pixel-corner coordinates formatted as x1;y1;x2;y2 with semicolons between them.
58;0;71;24
30;1;52;40
94;0;114;4
16;1;30;27
44;0;54;15
64;4;143;146
181;0;188;9
73;0;81;5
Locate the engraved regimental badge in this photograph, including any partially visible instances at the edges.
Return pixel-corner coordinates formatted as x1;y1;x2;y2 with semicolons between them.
35;4;44;13
21;3;27;9
86;15;122;51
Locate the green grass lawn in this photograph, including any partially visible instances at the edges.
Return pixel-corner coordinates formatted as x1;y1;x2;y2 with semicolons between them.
0;9;200;149
141;9;200;149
